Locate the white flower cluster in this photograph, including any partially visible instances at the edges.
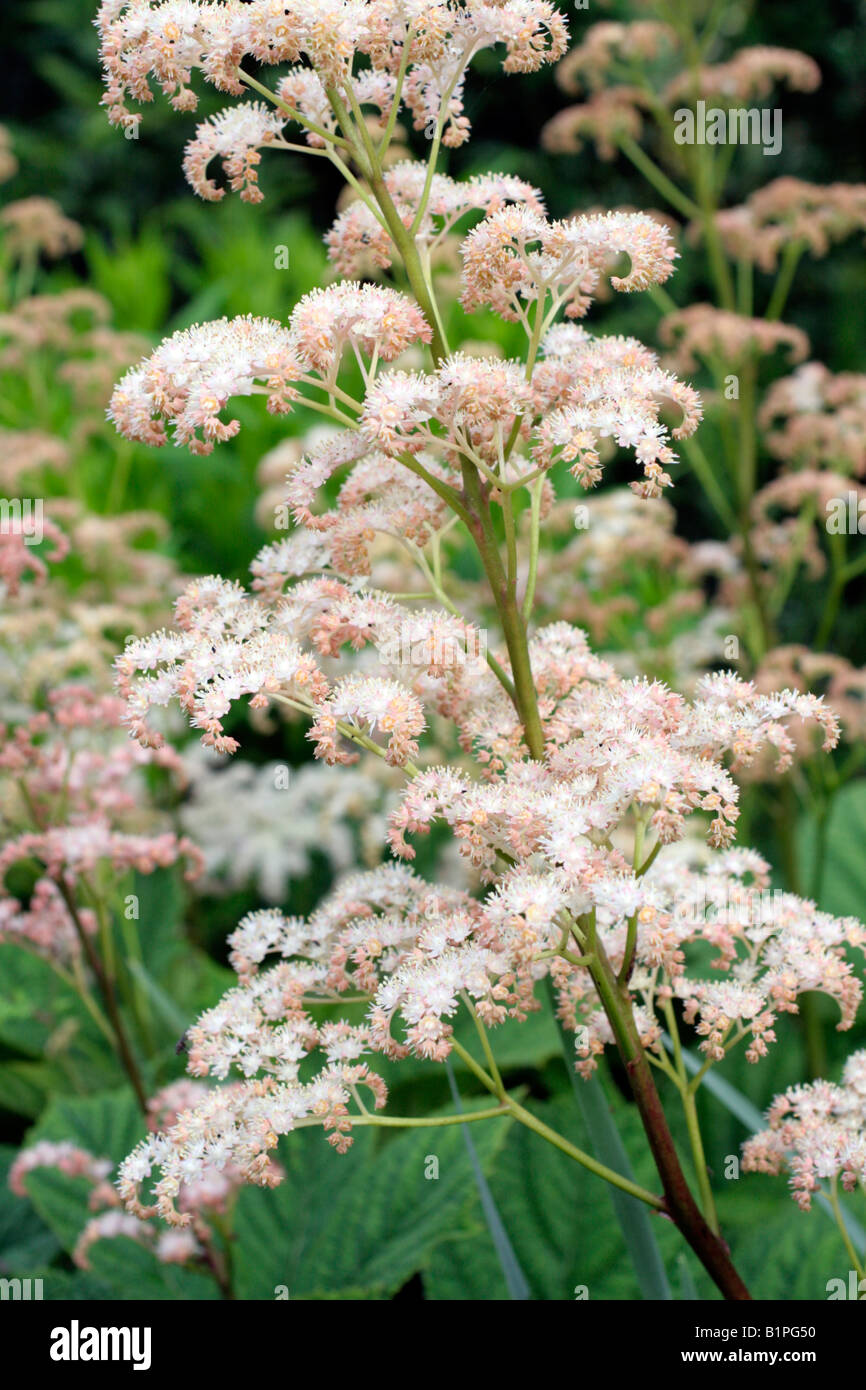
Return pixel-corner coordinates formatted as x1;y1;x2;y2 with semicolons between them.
179;746;393;900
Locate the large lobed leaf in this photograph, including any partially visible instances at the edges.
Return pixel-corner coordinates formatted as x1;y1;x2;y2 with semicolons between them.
233;1109;512;1300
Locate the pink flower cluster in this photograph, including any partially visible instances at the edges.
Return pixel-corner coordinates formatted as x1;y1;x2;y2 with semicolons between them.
743;1051;866;1210
0;687;201;961
659;306;809;374
0;514;68;596
9;1082;280;1262
709;179;866;273
115;568;494;760
96;0;568;146
327;162;544;276
109;286;430;454
9;1140;112;1197
759;362;866;477
545;34;822;163
115;810;865;1216
460;206;678;319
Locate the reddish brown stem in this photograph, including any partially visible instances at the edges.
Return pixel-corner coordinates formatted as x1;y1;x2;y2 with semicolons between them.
589;932;751;1300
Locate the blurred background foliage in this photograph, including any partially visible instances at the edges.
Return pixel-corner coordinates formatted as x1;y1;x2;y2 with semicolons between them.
3;0;866;575
1;0;866;1300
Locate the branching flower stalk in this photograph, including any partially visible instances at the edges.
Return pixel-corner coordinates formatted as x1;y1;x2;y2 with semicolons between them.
319;81;750;1297
91;1;866;1304
545;1;866;1087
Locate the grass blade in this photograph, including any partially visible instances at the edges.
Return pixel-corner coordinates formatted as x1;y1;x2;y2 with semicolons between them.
445;1060;530;1300
548;985;672;1299
563;1062;673;1300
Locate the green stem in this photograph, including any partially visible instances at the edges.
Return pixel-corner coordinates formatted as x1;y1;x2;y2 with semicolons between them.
463;998;508;1103
679;436;740;534
816;530;847;650
406;538;516;699
618;135;702;222
269;692;422;777
521;476;544;623
663;999;719;1234
362;125;550;760
618;816;645;985
460;460;546;760
765;241;805;322
829;1179;865;1283
450;1040;663;1208
351;1105;510;1128
238;68;353;152
357;74;751;1297
508;1098;665;1210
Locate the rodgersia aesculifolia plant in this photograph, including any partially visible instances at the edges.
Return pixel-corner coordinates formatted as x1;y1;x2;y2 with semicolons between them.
63;0;866;1300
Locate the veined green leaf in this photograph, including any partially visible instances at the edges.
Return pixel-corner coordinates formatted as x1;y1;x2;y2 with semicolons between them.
233;1106;511;1299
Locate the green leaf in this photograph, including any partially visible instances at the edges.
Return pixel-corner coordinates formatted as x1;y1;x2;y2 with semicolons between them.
0;1062;53;1119
797;780;866;919
426;1096;665;1301
233;1110;511;1299
125;869;234;1041
16;1091;220;1299
17;1089;147;1255
30;1088;147;1166
0;947;124;1102
85;1238;220;1301
465;1004;561;1070
0;944;99;1056
126;960;189;1035
735;1200;854;1301
563;1068;673;1300
445;1061;529;1299
22;1169;95;1255
85;224;172;333
22;1169;222;1301
547;981;672;1301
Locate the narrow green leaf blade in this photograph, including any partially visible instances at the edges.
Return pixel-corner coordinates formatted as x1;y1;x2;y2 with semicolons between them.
445;1060;530;1300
